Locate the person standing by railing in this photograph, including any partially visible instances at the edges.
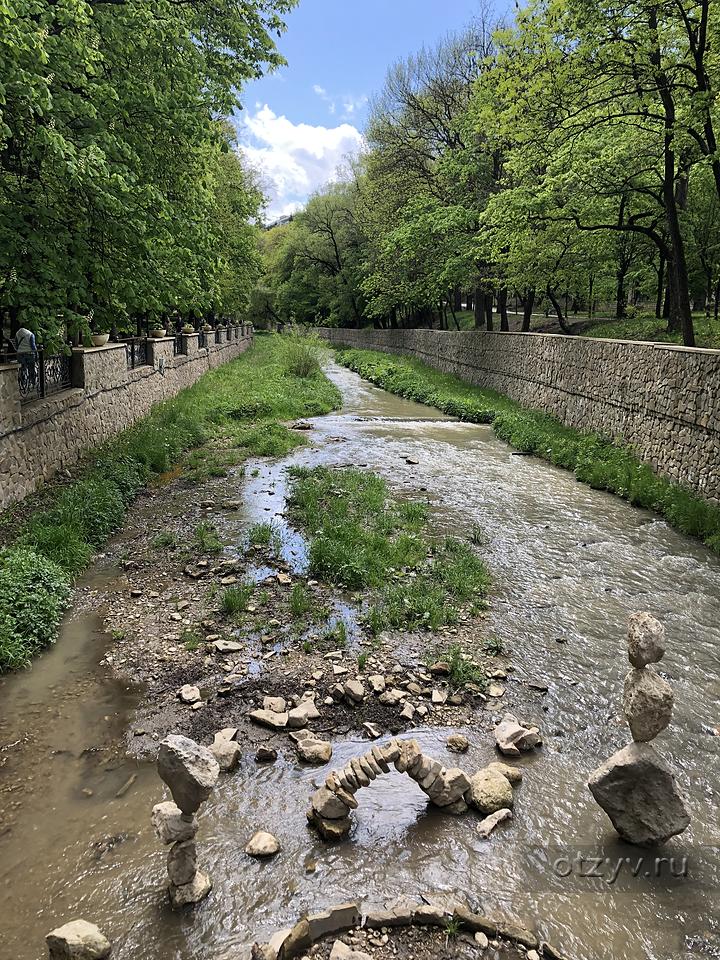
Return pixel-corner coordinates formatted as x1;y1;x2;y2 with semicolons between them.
14;324;37;385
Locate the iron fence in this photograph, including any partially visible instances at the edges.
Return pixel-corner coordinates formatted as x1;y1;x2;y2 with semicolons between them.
173;334;187;356
198;330;208;349
17;348;72;404
124;337;149;370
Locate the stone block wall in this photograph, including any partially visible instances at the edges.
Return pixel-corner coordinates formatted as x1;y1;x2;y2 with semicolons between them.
0;326;253;510
317;327;720;503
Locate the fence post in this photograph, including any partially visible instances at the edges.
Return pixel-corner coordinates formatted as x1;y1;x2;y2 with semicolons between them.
37;346;46;399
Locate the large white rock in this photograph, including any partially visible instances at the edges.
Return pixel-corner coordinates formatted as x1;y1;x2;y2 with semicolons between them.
287;700;320;728
425;767;471;807
494;714;541;756
623;667;674;742
588;742;690;845
466;768;514;814
158;736;219;814
627;612;665;668
168;869;212;908
245;830;280;858
46;921;111;960
296;738;333;764
249;708;288;730
151;802;197;845
311;786;350;819
209;733;241;772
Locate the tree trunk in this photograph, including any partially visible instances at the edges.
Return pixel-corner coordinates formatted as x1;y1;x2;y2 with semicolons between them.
547;286;571;333
615;266;627;319
473;286;484;329
453;287;462;313
655;253;665;319
498;285;509;331
522;287;535;332
484;292;493;330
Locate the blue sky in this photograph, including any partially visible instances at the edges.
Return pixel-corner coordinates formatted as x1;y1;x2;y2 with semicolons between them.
235;0;499;220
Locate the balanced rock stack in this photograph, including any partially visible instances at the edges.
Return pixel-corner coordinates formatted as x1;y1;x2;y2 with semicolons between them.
588;612;690;846
308;738;521;840
153;734;220;907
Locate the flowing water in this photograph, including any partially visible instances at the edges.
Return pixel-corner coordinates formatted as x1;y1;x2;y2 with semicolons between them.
0;360;718;960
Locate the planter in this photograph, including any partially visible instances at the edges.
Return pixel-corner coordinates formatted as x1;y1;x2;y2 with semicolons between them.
150;328;167;338
91;333;110;347
201;325;212;332
182;326;195;334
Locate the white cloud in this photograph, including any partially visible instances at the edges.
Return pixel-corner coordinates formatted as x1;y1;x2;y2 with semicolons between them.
238;104;364;221
312;85;368;122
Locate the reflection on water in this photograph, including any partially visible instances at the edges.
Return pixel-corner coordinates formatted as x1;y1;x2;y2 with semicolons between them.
0;360;718;960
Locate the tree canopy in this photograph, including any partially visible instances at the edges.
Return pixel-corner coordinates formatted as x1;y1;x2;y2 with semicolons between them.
0;0;294;347
254;0;720;347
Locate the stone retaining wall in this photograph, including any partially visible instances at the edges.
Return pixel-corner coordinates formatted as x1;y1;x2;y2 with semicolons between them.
317;327;720;503
0;327;253;510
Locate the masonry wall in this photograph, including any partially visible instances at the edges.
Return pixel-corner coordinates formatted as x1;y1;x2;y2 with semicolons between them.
317;327;720;503
0;327;253;510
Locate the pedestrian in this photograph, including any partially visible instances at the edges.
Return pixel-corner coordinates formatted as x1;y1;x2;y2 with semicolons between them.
14;323;37;386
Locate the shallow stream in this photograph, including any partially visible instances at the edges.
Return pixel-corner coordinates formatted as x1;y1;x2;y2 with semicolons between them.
0;360;718;960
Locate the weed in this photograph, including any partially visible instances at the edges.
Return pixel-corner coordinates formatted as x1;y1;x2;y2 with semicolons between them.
302;639;313;654
469;523;485;546
357;652;369;671
111;629;126;641
437;643;486;690
193;521;223;554
248;522;274;547
444;917;461;940
483;636;504;656
290;583;313;618
282;330;323;378
220;584;253;616
152;531;177;550
181;628;202;651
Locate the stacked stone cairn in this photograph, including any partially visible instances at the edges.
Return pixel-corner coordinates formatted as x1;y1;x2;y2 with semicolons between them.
308;738;521;839
588;612;691;846
152;734;220;907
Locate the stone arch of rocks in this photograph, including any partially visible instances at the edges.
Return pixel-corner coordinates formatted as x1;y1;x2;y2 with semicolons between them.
308;737;520;839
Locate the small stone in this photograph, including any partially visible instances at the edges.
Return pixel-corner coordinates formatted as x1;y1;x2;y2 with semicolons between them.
245;831;280;858
363;722;382;739
527;951;540;960
494;714;541;756
623;667;674;742
426;767;472;807
488;683;505;698
177;684;201;704
344;679;366;703
151;802;197;845
297;738;333;764
287;700;320;728
255;746;278;763
263;696;286;713
475;931;489;949
311;786;350;819
312;814;352;840
168;869;212;908
210;734;241;772
46;920;111;959
431;689;448;705
477;808;513;838
447;734;469;754
158;735;219;814
212;639;243;653
487;761;523;785
429;661;450;676
399;702;415;721
167;840;197;886
306;903;360;940
627;612;666;668
368;675;386;694
250;709;288;730
329;941;371;960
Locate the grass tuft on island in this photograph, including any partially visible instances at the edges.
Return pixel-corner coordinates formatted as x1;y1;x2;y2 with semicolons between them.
336;347;720;556
287;465;491;633
0;334;340;672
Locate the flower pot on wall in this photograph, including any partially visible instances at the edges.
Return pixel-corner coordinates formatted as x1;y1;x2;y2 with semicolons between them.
91;333;110;347
150;328;167;338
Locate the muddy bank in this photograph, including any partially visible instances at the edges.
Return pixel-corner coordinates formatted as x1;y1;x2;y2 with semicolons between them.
0;359;718;960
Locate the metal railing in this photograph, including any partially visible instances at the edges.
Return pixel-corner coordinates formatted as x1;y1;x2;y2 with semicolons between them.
17;348;72;404
198;330;208;349
124;337;149;370
173;334;187;356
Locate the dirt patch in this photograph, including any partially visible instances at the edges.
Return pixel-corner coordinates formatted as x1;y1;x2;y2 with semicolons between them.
298;925;528;959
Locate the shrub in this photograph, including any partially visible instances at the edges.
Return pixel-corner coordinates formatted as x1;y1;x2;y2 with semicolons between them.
283;331;322;378
0;548;71;670
220;584;253;616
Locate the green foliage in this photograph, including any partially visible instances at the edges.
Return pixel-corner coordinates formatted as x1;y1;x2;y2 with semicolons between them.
0;336;340;670
248;522;275;547
282;330;323;377
153;532;178;551
583;315;720;351
338;348;720;553
483;637;504;656
0;549;71;671
357;652;369;671
193;522;223;555
182;629;202;652
287;466;428;589
0;1;294;342
220;584;253;617
437;643;486;691
289;583;313;618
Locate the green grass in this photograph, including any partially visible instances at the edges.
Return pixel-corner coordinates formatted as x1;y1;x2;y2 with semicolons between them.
434;642;487;691
0;335;341;672
582;312;720;350
337;348;720;555
248;522;275;547
152;531;178;550
220;584;253;617
288;465;491;634
289;583;313;618
287;466;428;589
282;328;324;377
181;628;202;651
193;521;223;555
